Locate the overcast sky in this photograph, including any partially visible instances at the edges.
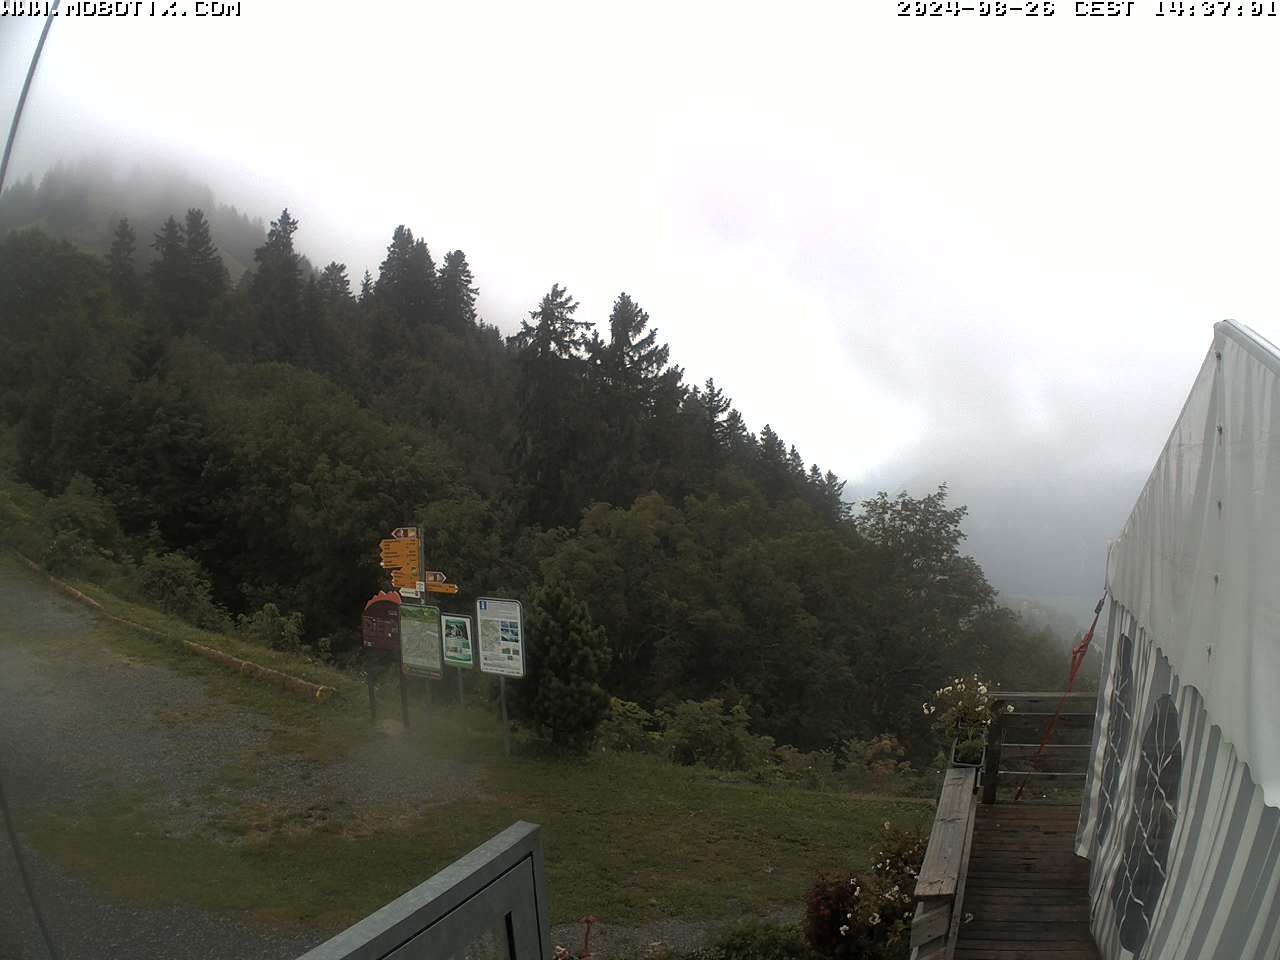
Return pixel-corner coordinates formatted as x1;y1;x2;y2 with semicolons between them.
6;3;1279;620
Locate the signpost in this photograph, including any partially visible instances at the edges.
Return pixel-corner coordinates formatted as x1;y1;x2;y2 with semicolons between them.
443;614;474;706
369;527;524;750
477;598;525;756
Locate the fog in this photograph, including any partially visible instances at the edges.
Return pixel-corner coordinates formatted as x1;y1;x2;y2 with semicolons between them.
6;3;1277;621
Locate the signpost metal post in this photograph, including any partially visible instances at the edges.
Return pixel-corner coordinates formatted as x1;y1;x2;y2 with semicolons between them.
499;677;510;757
400;651;410;729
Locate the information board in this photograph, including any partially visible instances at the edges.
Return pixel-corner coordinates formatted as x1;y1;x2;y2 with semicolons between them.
476;597;525;678
401;603;444;679
442;614;474;668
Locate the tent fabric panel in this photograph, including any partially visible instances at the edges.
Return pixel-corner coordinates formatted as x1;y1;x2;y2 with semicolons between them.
1078;606;1280;960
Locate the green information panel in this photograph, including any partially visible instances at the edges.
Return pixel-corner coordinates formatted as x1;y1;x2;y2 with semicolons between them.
401;603;443;679
442;614;474;667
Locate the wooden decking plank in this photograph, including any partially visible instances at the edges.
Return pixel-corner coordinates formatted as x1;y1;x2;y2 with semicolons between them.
955;801;1101;960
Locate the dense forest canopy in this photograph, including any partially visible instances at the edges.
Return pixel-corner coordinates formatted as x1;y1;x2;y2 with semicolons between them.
0;166;1072;755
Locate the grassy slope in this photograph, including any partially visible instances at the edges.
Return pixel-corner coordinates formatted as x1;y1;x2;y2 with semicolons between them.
3;560;932;936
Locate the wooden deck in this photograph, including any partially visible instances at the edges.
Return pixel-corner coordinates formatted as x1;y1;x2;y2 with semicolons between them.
909;693;1102;960
955;803;1099;960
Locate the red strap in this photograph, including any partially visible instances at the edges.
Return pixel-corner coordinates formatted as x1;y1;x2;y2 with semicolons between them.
1011;591;1107;802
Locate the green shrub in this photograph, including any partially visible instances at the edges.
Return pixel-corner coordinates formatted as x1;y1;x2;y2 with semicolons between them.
714;921;817;960
41;475;128;576
597;697;658;753
237;602;305;652
657;698;775;772
135;550;228;630
767;745;840;790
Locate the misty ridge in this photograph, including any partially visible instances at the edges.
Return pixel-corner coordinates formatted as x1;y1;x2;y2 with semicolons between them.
0;157;1091;758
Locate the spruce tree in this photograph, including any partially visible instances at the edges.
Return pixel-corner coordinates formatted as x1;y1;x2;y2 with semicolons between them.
376;225;437;328
106;217;140;311
319;261;351;302
438;249;478;328
602;292;669;398
184;208;226;313
150;215;188;333
519;579;612;750
250;208;303;358
510;284;595;525
358;270;373;304
511;283;591;359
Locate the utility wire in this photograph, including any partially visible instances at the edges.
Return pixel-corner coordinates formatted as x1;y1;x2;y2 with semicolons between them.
1;5;65;959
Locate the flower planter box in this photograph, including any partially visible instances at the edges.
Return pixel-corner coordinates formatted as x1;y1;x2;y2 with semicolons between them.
950;738;986;769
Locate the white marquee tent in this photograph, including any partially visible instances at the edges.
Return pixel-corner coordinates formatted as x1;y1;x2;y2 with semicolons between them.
1077;320;1280;959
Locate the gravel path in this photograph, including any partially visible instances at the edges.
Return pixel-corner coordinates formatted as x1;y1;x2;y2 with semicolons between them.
0;558;478;960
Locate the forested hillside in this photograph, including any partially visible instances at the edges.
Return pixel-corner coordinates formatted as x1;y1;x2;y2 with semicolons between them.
0;168;1068;756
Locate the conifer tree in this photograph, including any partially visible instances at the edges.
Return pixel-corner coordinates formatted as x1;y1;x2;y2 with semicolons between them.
250;208;303;358
602;293;669;398
150;215;188;333
510;284;595;525
184;208;226;313
438;249;478;328
358;269;373;303
518;578;612;750
376;225;437;328
319;261;351;302
106;217;140;311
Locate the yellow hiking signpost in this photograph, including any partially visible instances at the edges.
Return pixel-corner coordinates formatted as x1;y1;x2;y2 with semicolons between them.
378;537;420;590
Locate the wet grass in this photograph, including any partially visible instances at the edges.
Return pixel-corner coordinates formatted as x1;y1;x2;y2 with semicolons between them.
29;752;931;933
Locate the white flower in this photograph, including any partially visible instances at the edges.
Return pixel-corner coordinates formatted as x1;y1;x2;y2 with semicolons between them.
884;821;891;831
846;912;852;920
839;925;849;937
1006;703;1015;714
869;913;881;926
978;685;987;695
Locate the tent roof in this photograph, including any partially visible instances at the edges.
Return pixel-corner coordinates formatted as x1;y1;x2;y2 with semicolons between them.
1107;319;1280;804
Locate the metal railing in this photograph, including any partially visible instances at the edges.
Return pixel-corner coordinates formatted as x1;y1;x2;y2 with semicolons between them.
296;821;551;960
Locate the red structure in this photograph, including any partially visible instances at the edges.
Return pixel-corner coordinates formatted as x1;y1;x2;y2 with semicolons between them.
361;591;402;652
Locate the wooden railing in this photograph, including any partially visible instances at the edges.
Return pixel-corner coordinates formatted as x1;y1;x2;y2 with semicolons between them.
980;691;1097;804
909;766;978;960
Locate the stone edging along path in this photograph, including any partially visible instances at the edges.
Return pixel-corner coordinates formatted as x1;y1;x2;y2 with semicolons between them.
13;552;338;703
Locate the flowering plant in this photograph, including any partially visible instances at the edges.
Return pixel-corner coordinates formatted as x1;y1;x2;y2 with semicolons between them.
803;822;927;959
923;672;1008;765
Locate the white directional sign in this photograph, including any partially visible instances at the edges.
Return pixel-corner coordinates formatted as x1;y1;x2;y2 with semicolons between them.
476;598;524;678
